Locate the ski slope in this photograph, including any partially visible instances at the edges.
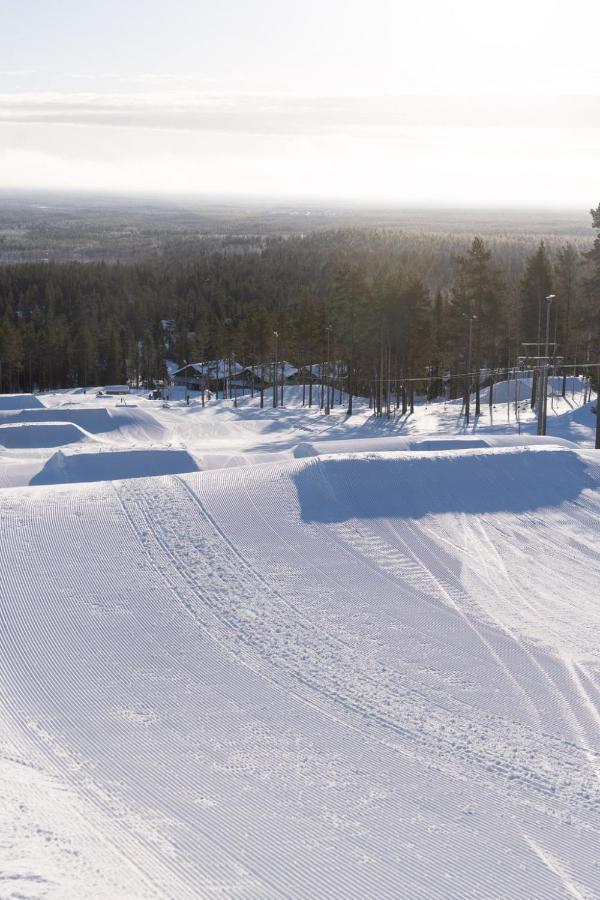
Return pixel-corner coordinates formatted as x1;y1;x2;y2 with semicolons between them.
1;381;599;898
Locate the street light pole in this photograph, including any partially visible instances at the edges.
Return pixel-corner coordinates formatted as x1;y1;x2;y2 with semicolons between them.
595;362;600;449
538;294;555;436
272;331;278;408
462;313;476;428
232;350;237;407
325;325;332;415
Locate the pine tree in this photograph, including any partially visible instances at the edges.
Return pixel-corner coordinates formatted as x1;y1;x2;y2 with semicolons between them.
554;243;580;362
583;205;600;356
331;266;369;415
450;237;505;414
0;315;23;391
520;241;553;349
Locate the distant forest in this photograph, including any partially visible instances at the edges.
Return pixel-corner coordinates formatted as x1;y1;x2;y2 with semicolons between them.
0;204;599;397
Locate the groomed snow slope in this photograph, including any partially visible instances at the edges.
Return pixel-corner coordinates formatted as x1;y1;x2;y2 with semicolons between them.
1;445;599;898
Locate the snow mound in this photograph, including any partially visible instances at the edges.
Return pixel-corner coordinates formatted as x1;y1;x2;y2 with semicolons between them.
0;406;166;441
293;446;594;521
0;393;44;410
30;449;199;485
294;433;576;458
0;421;91;449
481;374;586;404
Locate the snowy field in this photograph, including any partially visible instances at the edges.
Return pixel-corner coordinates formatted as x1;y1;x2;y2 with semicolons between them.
1;380;599;898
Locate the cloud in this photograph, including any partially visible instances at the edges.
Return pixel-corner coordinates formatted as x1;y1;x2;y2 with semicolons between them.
0;92;599;137
0;91;597;205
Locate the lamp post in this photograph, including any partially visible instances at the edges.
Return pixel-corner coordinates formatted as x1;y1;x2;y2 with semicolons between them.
272;331;278;408
232;350;237;407
595;362;600;450
538;294;555;436
325;324;332;415
462;313;477;427
182;358;188;403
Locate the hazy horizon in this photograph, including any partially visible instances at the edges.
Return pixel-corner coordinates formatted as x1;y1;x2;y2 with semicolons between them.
0;185;594;215
1;186;594;221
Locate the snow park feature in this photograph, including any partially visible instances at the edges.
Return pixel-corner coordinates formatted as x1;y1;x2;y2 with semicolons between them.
30;448;200;485
1;379;599;898
0;421;91;449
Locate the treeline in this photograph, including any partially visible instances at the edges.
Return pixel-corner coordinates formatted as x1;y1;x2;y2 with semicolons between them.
0;209;599;394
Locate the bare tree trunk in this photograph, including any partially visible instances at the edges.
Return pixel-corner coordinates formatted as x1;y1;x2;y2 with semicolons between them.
302;355;306;406
320;360;325;409
379;333;384;417
260;364;264;408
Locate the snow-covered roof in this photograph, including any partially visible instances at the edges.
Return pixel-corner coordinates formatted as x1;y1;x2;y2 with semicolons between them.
300;362;348;378
244;362;301;381
172;359;244;379
280;362;299;380
172;359;350;382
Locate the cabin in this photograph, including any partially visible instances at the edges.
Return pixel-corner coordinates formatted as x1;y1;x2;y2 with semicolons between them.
171;359;345;396
238;362;308;387
285;364;320;385
294;362;347;383
171;359;244;393
235;366;270;390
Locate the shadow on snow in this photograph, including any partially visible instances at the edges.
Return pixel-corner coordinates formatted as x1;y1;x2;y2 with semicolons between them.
293;448;596;522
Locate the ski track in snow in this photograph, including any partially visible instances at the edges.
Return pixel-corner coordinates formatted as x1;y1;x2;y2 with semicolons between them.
1;382;599;898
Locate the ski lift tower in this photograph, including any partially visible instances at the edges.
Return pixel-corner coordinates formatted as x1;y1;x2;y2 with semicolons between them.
518;341;562;436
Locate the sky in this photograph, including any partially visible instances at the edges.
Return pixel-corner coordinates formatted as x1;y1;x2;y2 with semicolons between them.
1;0;599;206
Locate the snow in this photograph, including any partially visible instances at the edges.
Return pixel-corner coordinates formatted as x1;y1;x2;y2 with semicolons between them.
31;448;199;485
172;358;244;379
0;421;92;449
480;374;586;404
0;378;599;898
0;392;44;410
